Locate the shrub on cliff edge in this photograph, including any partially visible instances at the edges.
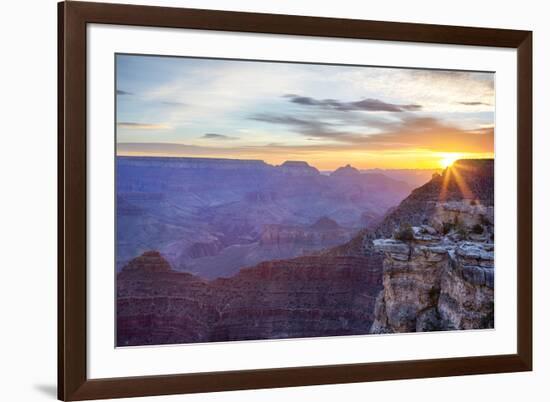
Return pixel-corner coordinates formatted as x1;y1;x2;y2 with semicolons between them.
394;223;414;241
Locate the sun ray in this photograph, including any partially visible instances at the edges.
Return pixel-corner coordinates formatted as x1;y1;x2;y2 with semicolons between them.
439;166;452;201
450;164;474;200
439;153;462;169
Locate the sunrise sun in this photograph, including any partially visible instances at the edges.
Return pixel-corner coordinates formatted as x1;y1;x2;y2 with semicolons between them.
439;153;462;169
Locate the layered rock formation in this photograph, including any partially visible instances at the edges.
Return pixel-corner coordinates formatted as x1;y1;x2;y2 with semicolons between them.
117;250;383;346
117;251;217;345
277;160;320;176
117;156;413;277
209;255;382;342
260;217;352;248
371;233;494;333
370;160;495;333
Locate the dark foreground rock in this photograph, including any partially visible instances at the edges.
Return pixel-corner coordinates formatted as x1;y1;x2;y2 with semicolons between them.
117;251;382;346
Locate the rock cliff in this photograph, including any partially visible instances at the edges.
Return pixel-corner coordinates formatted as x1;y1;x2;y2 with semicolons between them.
375;159;493;237
370;160;494;333
117;250;382;346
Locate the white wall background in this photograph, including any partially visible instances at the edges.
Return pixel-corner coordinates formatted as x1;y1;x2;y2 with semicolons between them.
0;0;546;401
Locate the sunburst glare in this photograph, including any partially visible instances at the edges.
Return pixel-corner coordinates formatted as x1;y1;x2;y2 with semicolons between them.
439;153;462;169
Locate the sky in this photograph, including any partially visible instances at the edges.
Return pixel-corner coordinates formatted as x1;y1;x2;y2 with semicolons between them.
116;54;495;170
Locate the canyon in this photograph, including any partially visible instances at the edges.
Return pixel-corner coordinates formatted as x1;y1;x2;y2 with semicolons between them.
117;158;494;346
117;156;413;278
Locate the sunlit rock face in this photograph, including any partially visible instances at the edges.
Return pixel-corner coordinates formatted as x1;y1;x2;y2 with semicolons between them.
371;228;494;333
439;242;494;330
371;236;449;333
370;161;494;334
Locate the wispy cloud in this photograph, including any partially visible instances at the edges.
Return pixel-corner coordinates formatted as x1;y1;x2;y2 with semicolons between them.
160;101;186;106
250;111;493;152
284;94;421;112
116;90;133;95
117;122;171;130
458;101;491;106
201;133;239;140
337;69;494;112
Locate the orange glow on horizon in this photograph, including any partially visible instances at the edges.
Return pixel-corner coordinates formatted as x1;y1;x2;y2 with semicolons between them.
439;153;463;169
117;148;494;171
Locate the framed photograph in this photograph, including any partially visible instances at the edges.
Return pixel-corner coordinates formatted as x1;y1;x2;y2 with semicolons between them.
58;1;532;400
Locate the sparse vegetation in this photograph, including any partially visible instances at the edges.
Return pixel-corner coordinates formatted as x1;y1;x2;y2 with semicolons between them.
442;221;454;235
479;215;491;226
442;217;468;240
429;286;440;303
471;223;484;235
394;223;414;241
455;224;468;240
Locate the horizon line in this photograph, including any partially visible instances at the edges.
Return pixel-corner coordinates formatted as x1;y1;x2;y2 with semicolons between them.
116;153;493;171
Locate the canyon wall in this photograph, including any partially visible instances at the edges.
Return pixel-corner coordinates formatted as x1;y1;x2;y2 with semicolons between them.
371;231;494;333
117;250;383;346
116;156;413;278
370;160;495;333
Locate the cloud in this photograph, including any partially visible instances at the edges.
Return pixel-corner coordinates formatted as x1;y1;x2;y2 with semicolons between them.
250;114;325;128
201;133;239;140
249;111;493;153
284;94;421;112
117;122;171;130
161;101;186;106
458;101;491;106
336;69;494;112
117;119;493;158
116;90;133;95
249;113;356;141
249;111;398;143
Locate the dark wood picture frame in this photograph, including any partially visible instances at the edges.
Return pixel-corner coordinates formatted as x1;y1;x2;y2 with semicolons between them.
58;1;532;400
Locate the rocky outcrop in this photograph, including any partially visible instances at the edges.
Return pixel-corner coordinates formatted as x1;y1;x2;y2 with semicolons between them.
277;160;320;176
121;250;172;273
371;218;494;333
330;164;361;178
370;159;494;334
376;159;494;237
117;250;383;346
438;242;494;329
